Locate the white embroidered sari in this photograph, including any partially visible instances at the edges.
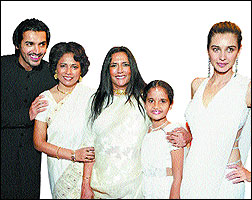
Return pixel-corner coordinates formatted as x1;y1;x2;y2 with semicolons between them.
35;83;95;199
85;95;150;199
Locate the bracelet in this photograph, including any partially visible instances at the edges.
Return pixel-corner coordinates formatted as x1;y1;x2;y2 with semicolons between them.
56;147;61;160
71;150;76;162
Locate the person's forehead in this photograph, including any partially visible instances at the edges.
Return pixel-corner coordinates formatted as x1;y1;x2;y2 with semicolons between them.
148;86;168;96
211;33;237;44
22;30;47;40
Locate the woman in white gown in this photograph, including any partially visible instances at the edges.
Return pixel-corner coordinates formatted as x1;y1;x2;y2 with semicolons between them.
33;42;95;199
180;21;251;199
81;46;150;199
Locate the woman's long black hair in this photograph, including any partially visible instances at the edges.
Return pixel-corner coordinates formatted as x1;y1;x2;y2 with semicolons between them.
89;46;146;125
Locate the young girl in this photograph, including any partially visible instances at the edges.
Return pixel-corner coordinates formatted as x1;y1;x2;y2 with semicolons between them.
141;80;184;199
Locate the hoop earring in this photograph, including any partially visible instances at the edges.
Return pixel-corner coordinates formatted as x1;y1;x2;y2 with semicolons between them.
208;58;211;78
54;70;58;80
234;58;238;77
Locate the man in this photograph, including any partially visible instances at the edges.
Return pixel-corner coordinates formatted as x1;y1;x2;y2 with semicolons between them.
1;18;56;199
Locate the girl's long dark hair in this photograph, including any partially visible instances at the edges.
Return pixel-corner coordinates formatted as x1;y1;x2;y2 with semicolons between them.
89;46;146;125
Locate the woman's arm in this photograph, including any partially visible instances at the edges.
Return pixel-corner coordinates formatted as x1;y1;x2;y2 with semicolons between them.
81;162;95;199
165;77;204;148
33;120;95;162
191;77;205;99
169;148;184;199
246;81;251;108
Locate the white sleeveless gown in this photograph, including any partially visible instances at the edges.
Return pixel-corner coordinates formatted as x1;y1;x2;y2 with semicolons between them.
181;74;251;199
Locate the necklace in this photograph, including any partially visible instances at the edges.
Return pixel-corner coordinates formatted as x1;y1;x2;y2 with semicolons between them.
56;85;72;95
113;89;126;96
150;120;169;132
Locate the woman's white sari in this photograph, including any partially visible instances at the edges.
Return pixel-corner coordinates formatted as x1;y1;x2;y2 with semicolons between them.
35;83;94;199
85;95;150;199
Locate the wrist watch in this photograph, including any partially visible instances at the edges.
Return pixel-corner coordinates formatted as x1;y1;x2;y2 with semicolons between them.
71;151;76;162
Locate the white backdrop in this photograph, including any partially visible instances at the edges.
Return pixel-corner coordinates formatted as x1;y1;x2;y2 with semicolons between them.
1;1;251;199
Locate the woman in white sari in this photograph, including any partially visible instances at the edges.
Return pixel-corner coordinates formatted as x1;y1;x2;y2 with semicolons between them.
33;42;95;199
81;46;150;199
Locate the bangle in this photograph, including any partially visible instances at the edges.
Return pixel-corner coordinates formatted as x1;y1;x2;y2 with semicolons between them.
71;150;76;162
56;147;61;160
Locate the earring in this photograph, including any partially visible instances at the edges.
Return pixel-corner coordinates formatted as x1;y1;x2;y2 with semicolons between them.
234;58;238;77
208;58;211;78
54;70;58;80
79;76;82;82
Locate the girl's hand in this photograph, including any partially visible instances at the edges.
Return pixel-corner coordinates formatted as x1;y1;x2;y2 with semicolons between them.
75;147;95;163
226;164;251;183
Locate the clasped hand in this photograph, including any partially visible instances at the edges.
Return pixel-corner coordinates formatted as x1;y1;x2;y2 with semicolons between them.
76;147;95;163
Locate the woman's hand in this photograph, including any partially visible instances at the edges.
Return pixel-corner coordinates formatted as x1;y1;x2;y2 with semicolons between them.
29;95;48;120
76;147;95;163
81;180;94;199
166;127;192;148
226;164;251;183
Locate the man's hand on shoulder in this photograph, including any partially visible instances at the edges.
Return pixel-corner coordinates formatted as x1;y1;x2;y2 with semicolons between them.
29;95;48;120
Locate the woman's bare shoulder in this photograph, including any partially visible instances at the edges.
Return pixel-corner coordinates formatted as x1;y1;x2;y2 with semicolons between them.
191;77;206;97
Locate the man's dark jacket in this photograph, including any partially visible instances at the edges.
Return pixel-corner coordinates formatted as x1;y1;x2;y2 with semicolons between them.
1;54;57;199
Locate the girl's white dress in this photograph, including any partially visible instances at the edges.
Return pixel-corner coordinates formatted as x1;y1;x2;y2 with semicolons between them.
85;95;150;199
181;74;251;199
35;83;95;199
141;122;182;199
